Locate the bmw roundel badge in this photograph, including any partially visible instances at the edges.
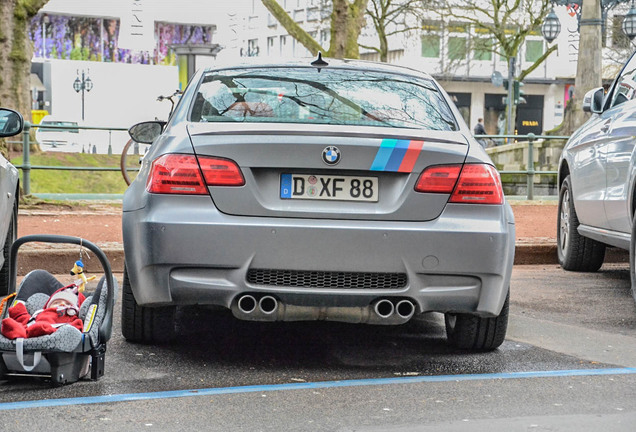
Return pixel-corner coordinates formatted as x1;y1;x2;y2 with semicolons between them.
322;146;341;165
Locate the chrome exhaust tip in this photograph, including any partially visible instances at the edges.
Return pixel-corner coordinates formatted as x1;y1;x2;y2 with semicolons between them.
237;294;257;314
374;299;395;319
395;299;415;320
259;295;278;315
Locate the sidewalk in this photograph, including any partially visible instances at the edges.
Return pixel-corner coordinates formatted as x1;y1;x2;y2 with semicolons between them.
14;200;628;275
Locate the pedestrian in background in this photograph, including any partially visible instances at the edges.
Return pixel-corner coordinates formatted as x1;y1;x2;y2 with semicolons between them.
473;118;487;148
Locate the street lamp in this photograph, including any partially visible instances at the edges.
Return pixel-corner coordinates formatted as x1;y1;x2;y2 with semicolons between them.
541;9;562;43
541;0;636;42
622;1;636;39
73;69;93;121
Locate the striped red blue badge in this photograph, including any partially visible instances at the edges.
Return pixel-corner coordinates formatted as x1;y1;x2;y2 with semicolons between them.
370;139;424;172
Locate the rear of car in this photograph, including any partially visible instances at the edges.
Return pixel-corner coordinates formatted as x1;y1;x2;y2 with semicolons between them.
35;116;82;152
122;59;515;350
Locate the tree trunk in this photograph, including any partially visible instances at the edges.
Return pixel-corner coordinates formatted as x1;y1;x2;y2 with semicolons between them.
0;0;49;155
261;0;324;55
330;0;369;58
0;0;48;115
571;0;602;131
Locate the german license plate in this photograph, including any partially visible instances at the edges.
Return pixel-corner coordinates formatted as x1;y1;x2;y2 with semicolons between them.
280;174;378;202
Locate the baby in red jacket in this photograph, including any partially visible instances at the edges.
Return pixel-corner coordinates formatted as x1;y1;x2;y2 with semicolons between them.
1;285;86;339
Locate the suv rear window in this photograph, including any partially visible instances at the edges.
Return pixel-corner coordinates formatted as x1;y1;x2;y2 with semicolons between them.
40;121;79;133
190;67;457;131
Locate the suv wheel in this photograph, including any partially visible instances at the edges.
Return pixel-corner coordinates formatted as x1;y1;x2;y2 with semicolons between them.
557;175;605;271
445;291;509;351
121;265;176;344
630;213;636;304
0;200;17;296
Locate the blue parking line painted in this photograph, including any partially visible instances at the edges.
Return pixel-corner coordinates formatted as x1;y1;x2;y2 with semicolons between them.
1;367;635;411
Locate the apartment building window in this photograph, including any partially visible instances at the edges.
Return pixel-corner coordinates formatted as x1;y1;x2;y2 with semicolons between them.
268;13;278;27
421;20;442;58
447;22;468;61
448;37;467;60
473;37;492;61
247;38;259;57
421;35;440;58
294;8;305;22
525;40;543;63
307;6;319;21
267;36;277;56
320;29;330;46
281;35;293;57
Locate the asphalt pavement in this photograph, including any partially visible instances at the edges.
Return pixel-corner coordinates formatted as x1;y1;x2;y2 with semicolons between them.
1;264;635;431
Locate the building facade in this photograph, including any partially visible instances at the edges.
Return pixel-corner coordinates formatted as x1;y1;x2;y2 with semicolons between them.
30;0;635;139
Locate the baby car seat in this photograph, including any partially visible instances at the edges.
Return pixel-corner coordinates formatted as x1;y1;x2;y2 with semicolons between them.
0;235;116;386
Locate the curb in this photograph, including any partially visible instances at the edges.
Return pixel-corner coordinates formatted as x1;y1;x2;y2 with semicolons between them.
15;243;630;276
17;247;125;277
513;243;628;265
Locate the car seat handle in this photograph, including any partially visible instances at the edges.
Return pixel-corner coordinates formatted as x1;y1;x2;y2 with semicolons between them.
15;338;42;372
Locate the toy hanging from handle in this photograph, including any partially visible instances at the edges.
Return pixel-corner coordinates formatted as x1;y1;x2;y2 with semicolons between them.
70;239;96;292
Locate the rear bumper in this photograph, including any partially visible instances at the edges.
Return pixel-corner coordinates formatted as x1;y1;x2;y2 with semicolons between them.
123;195;515;317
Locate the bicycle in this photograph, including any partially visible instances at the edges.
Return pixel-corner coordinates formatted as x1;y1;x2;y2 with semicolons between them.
120;90;182;185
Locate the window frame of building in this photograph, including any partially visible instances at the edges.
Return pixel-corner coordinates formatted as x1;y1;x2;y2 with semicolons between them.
267;36;277;56
421;20;442;59
524;39;544;63
446;22;469;62
473;36;493;61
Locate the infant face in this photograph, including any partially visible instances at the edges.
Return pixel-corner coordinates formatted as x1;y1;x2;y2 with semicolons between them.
49;298;74;309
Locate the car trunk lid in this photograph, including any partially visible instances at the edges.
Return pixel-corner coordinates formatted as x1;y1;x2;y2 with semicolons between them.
186;123;470;221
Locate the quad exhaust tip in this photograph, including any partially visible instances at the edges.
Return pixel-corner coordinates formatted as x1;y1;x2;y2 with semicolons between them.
237;294;257;314
235;294;416;324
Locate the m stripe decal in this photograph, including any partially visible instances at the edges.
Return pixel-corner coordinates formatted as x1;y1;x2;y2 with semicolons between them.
370;139;397;171
370;139;424;172
384;140;411;171
398;140;424;172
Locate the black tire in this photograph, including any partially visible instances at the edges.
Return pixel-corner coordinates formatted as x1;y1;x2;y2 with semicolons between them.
630;213;636;305
557;176;605;271
445;291;509;351
121;264;176;344
120;139;135;186
0;199;17;296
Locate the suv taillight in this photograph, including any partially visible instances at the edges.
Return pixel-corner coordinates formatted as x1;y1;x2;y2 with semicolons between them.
415;164;503;205
147;154;244;194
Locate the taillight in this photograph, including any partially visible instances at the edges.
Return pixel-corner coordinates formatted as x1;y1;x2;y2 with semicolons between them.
147;154;244;194
414;165;461;193
415;164;503;205
198;157;245;186
147;154;207;194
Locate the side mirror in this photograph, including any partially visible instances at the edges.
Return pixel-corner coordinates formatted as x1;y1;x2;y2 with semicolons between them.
0;108;24;137
582;87;604;114
128;121;165;144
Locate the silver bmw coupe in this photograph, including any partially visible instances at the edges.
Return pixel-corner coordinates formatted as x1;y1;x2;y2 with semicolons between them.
122;57;515;350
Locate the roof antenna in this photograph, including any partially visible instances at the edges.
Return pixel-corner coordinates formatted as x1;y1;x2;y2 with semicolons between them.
311;52;329;70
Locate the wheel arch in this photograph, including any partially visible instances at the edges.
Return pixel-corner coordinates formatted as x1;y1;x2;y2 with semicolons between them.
558;159;570;190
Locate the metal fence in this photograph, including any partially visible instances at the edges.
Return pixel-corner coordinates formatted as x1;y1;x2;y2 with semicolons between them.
11;122;129;196
479;133;569;200
8;122;567;200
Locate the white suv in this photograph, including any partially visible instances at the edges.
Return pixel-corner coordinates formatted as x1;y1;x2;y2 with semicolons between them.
557;49;636;303
35;115;84;152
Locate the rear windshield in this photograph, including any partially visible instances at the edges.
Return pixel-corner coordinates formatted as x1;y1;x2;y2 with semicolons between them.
190;67;457;131
40;121;79;133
